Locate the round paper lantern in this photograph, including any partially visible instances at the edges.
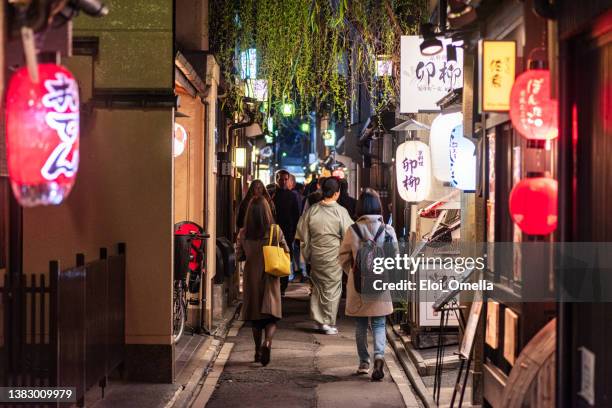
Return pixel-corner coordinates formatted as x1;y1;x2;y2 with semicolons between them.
430;112;462;182
449;124;476;190
173;123;188;157
396;140;432;202
509;69;558;140
5;64;80;207
509;177;558;235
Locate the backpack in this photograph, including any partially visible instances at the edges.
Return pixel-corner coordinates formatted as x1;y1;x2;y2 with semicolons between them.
352;223;389;295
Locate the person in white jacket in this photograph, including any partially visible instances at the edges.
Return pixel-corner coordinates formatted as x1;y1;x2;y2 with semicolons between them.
338;188;398;381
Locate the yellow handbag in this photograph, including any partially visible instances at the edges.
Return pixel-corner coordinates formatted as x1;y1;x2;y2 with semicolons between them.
263;225;291;277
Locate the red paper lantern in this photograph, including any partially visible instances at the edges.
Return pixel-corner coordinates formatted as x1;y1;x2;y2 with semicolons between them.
509;177;558;235
509;69;558;140
5;64;80;206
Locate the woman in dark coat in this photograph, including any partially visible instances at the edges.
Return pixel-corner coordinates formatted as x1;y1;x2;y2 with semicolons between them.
236;179;275;231
236;196;289;366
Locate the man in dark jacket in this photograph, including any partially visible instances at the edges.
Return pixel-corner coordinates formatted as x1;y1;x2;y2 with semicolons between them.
273;169;300;295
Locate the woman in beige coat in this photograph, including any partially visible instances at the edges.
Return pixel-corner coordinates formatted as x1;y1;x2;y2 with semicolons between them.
339;189;397;381
236;196;289;366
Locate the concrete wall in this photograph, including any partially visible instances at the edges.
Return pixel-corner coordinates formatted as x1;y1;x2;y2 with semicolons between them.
175;0;209;50
22;107;174;344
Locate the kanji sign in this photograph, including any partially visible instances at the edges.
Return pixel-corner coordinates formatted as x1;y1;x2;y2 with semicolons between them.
400;36;464;113
481;40;516;111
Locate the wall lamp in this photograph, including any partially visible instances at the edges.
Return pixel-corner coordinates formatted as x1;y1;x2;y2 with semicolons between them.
419;23;443;56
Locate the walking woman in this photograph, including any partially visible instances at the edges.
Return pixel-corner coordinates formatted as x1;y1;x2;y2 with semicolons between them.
236;179;275;231
296;177;353;335
338;189;398;381
236;196;289;366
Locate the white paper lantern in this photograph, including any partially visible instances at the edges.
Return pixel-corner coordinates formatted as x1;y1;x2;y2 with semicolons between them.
396;140;432;202
449;124;476;190
429;112;463;182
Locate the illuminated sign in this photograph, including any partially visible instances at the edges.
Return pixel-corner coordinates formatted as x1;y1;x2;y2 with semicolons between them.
400;35;464;113
376;58;393;77
245;79;268;101
235;147;247;168
323;129;336;147
174;123;188;157
240;48;257;79
481;40;516;112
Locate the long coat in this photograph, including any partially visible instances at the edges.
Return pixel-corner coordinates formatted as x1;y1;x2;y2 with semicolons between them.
296;201;353;325
236;225;289;321
338;215;397;317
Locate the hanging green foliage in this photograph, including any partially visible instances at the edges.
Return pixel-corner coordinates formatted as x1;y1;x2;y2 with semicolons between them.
209;0;427;125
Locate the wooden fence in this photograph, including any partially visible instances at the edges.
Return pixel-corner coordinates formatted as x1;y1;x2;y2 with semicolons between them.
0;243;126;407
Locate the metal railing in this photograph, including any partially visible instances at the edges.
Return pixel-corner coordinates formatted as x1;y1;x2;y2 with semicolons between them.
0;243;126;406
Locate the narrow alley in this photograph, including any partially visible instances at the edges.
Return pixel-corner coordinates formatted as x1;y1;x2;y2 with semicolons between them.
199;284;421;408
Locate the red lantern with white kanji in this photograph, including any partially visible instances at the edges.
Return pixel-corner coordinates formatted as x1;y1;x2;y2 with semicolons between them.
509;69;558;140
5;64;80;207
509;177;557;235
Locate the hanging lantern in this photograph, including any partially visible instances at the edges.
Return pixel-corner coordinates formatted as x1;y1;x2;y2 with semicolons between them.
509;177;558;235
429;112;463;182
5;64;80;207
281;101;295;117
449;124;476;190
395;140;432;202
173;123;188;157
509;68;558;140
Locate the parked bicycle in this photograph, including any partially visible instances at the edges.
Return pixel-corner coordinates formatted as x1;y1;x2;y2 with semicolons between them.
173;221;209;343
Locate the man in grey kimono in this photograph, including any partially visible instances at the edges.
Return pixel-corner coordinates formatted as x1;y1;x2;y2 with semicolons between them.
296;177;353;335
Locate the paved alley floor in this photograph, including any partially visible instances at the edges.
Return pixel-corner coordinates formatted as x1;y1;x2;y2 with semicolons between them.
202;283;422;408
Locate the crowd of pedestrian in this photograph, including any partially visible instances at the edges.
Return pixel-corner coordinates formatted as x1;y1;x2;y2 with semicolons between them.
235;170;397;381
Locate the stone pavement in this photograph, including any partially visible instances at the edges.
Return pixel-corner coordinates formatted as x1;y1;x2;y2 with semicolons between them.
202;283;422;408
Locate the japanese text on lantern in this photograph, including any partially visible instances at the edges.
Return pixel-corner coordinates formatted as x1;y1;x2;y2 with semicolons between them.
41;73;80;181
521;78;544;129
402;150;424;192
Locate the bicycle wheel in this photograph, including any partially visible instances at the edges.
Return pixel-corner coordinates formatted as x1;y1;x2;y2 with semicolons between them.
173;283;186;343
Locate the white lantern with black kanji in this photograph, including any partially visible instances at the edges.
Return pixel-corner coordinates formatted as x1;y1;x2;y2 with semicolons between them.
395;140;432;202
